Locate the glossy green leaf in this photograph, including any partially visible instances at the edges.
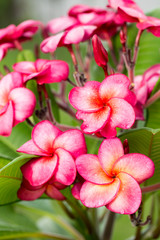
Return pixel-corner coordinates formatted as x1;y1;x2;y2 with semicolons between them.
0;155;34;205
120;128;160;186
145;99;160;129
17;49;36;62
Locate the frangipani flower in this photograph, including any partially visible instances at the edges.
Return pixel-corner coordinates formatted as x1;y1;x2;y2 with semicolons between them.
40;25;96;54
18;177;66;201
73;138;154;214
69;74;136;138
17;120;87;200
13;59;69;84
134;64;160;119
0;20;42;60
0;72;36;136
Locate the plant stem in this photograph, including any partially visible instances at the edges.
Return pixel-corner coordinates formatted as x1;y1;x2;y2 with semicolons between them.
141;183;160;193
102;211;116;240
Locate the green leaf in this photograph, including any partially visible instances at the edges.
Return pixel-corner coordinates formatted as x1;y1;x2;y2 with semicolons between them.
145;99;160;129
17;49;36;62
0;155;34;205
120;128;160;186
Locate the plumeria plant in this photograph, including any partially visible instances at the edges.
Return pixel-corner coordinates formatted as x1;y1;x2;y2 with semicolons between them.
1;0;160;239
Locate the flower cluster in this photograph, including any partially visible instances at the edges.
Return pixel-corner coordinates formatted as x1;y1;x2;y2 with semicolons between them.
0;0;159;218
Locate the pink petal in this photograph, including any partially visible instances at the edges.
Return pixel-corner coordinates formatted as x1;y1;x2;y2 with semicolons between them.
76;106;111;133
99;74;136;105
53;129;87;159
80;179;120;208
47;16;78;34
69;81;102;112
17;185;46;201
0;72;23;105
107;98;135;129
21;154;58;186
113;153;155;184
13;61;36;74
98;138;124;176
107;172;142;214
32;120;62;153
64;26;85;44
54;148;76;185
71;182;82;200
37;60;69;84
40;32;63;53
46;184;65;200
9;87;36;126
100;122;118;138
76;154;113;184
17;139;50;156
0;101;13;136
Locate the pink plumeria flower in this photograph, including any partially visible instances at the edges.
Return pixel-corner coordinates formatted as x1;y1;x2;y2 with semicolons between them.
134;64;160;119
69;74;136;138
40;25;96;54
17;120;87;199
18;176;66;201
137;16;160;37
107;0;146;23
13;59;69;85
73;138;154;214
46;16;79;34
0;72;36;136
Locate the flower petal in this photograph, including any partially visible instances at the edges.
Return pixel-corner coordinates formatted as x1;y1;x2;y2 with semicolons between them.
53;129;87;159
32;120;62;153
17;185;45;201
113;153;155;184
99;74;136;105
107;172;142;214
0;101;13;136
107;98;135;129
17;139;50;156
69;81;102;112
76;106;111;133
76;154;113;184
80;179;120;208
9;88;36;125
46;184;65;200
98;138;124;175
21;154;58;186
54;148;76;185
13;61;36;74
40;32;63;53
71;182;82;200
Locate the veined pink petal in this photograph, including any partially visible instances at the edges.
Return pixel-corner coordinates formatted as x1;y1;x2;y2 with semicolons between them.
71;182;82;200
99;74;136;105
0;101;13;136
69;81;102;112
13;61;36;74
107;172;142;214
107;98;135;129
64;26;85;44
17;184;46;201
100;122;118;138
76;106;111;133
113;153;155;184
54;148;76;185
37;60;69;84
0;72;23;105
76;154;113;184
32;120;62;153
9;87;36;126
80;179;120;208
98;138;124;175
47;16;78;34
17;139;51;156
21;154;58;186
40;32;63;53
46;184;65;200
53;129;87;159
